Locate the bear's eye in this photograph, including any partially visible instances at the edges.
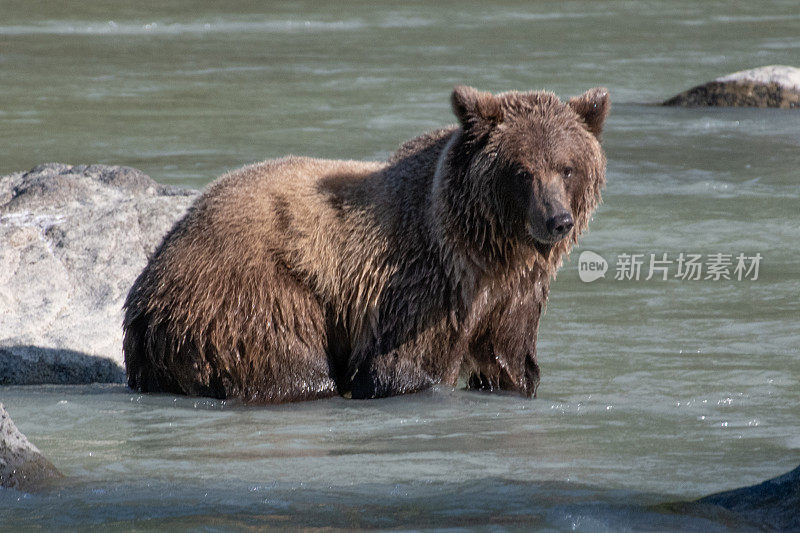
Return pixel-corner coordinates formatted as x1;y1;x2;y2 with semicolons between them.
562;166;574;179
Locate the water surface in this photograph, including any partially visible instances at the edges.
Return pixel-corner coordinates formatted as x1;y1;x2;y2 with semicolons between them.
2;0;799;186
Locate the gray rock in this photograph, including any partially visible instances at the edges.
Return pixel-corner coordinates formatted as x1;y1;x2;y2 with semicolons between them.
697;464;800;532
0;403;62;490
663;65;800;108
0;163;199;384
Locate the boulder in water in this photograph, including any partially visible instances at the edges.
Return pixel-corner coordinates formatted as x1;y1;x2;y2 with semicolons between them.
0;163;199;385
695;464;800;531
0;403;62;491
663;65;800;108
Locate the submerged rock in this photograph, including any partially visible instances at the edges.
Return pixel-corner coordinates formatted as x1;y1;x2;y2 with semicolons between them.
0;163;199;384
663;65;800;108
0;403;62;490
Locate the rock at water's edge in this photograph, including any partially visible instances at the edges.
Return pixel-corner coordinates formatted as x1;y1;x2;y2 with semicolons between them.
0;163;199;385
0;403;62;491
696;464;800;531
663;65;800;108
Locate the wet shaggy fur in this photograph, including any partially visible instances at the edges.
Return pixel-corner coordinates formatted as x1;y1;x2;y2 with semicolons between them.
123;86;610;403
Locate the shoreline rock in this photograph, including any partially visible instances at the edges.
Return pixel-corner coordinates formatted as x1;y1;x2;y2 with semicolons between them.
0;163;199;385
696;464;800;531
0;403;62;491
658;464;800;530
663;65;800;108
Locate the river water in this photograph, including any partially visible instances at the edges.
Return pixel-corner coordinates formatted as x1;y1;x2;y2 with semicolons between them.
1;1;799;530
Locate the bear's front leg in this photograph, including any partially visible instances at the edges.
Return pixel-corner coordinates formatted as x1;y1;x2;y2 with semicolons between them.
349;351;438;399
466;345;541;397
346;299;457;399
466;278;546;398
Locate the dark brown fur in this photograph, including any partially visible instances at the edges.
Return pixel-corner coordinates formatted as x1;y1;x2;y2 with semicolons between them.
123;86;610;403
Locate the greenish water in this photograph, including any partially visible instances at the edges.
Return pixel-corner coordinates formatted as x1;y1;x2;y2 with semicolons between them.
1;1;799;530
2;0;799;186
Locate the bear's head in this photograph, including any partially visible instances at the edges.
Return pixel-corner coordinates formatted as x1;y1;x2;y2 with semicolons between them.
442;85;609;267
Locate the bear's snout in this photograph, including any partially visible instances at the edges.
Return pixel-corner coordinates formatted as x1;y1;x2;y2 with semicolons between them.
546;212;574;239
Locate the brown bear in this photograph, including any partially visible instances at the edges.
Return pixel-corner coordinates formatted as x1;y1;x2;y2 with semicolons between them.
123;85;609;403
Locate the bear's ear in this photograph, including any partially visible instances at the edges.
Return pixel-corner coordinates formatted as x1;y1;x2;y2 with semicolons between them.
567;87;610;139
451;85;504;129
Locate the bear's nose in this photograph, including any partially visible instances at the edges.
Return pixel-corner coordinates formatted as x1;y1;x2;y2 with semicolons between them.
546;213;574;237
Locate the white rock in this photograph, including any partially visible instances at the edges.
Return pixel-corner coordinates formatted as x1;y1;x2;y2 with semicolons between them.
715;65;800;91
664;65;800;107
0;163;199;384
